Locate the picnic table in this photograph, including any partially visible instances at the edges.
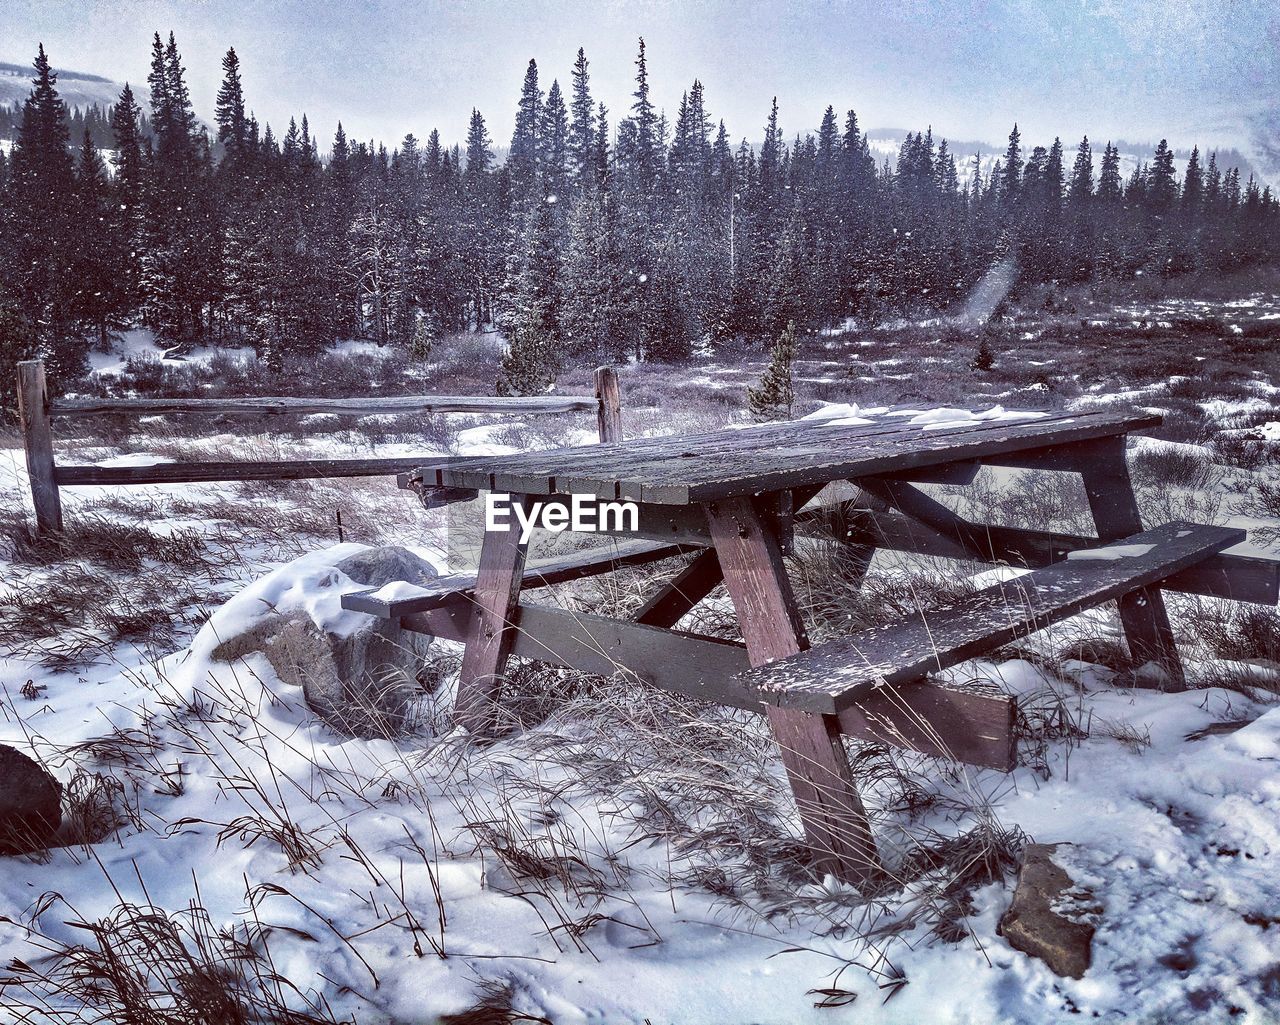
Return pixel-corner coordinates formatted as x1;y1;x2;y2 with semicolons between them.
343;406;1279;885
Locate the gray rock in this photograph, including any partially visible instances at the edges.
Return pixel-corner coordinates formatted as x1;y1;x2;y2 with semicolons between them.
0;745;62;855
335;546;439;589
212;546;439;737
999;842;1097;979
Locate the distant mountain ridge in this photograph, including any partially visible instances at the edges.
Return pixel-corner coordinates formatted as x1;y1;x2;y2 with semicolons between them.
0;60;112;83
865;127;1263;188
0;58;124;110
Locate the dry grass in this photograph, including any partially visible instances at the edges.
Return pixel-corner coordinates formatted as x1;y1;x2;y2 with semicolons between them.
0;887;349;1025
1197;605;1280;667
2;298;1277;1021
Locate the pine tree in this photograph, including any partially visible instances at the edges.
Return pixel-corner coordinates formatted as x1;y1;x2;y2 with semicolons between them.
1097;142;1122;203
1181;146;1203;215
1000;124;1022;205
143;31;215;344
508;59;542;208
568;48;595;194
1147;139;1177;212
747;319;796;421
628;38;659;192
1044;138;1064;209
538;80;569;201
498;200;563;393
461;108;497;328
971;334;995;371
2;33;1276;380
106;83;146;319
72;128;119;345
1067;136;1093;204
5;45;83;379
593;102;611;189
215;47;248;154
1204;152;1221;210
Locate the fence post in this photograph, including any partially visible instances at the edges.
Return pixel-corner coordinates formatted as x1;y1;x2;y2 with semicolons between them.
594;366;624;443
17;360;63;536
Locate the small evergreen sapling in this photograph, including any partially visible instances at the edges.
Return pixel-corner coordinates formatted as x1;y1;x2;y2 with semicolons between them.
971;334;996;371
496;320;557;396
410;312;441;363
748;319;797;421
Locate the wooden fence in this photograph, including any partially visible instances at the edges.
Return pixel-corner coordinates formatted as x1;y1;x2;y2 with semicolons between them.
15;359;624;537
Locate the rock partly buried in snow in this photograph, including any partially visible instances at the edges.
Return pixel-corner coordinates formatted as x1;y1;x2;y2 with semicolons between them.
999;843;1097;979
211;546;438;738
0;744;62;855
334;546;441;590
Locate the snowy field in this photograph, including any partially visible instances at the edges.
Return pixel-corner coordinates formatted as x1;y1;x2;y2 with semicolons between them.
1;298;1278;1024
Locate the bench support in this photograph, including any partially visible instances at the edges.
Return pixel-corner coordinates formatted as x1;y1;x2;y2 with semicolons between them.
455;496;530;732
633;548;724;628
1079;439;1184;688
860;442;1190;689
706;496;882;887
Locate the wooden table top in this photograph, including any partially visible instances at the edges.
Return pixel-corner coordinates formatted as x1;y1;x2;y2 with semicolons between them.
412;407;1161;505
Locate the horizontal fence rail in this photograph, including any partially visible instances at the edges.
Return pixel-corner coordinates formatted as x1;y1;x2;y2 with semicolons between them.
49;394;600;418
16;359;624;536
54;457;443;486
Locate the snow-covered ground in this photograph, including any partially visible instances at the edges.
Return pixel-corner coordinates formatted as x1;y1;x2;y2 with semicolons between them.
1;314;1278;1023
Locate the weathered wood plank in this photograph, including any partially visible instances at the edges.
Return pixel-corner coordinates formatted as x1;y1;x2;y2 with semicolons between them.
836;504;1280;606
342;538;692;618
1080;439;1184;687
426;409;1158;503
503;605;756;708
17;361;63;535
670;413;1162;504
396;601;1016;769
880;459;980;486
454;498;530;732
738;521;1244;714
581;412;1135;500
981;435;1122;472
55;457;440;486
426;409;1077;498
836;683;1016;772
49;394;598;418
707;495;882;885
1161;551;1280;605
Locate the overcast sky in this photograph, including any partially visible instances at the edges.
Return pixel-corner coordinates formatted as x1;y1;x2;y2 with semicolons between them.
5;0;1279;167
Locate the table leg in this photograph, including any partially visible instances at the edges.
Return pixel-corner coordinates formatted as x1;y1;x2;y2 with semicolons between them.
455;498;530;732
1080;439;1185;689
705;496;882;886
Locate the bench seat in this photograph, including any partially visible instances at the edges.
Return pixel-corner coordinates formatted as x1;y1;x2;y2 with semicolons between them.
736;520;1244;715
341;538;691;618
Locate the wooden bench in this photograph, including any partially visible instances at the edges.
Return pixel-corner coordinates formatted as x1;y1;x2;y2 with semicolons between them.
736;520;1245;713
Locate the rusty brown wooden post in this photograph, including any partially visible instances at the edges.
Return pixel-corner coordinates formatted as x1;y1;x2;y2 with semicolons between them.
17;360;63;536
706;495;881;886
594;366;623;443
454;495;530;733
1080;436;1184;688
